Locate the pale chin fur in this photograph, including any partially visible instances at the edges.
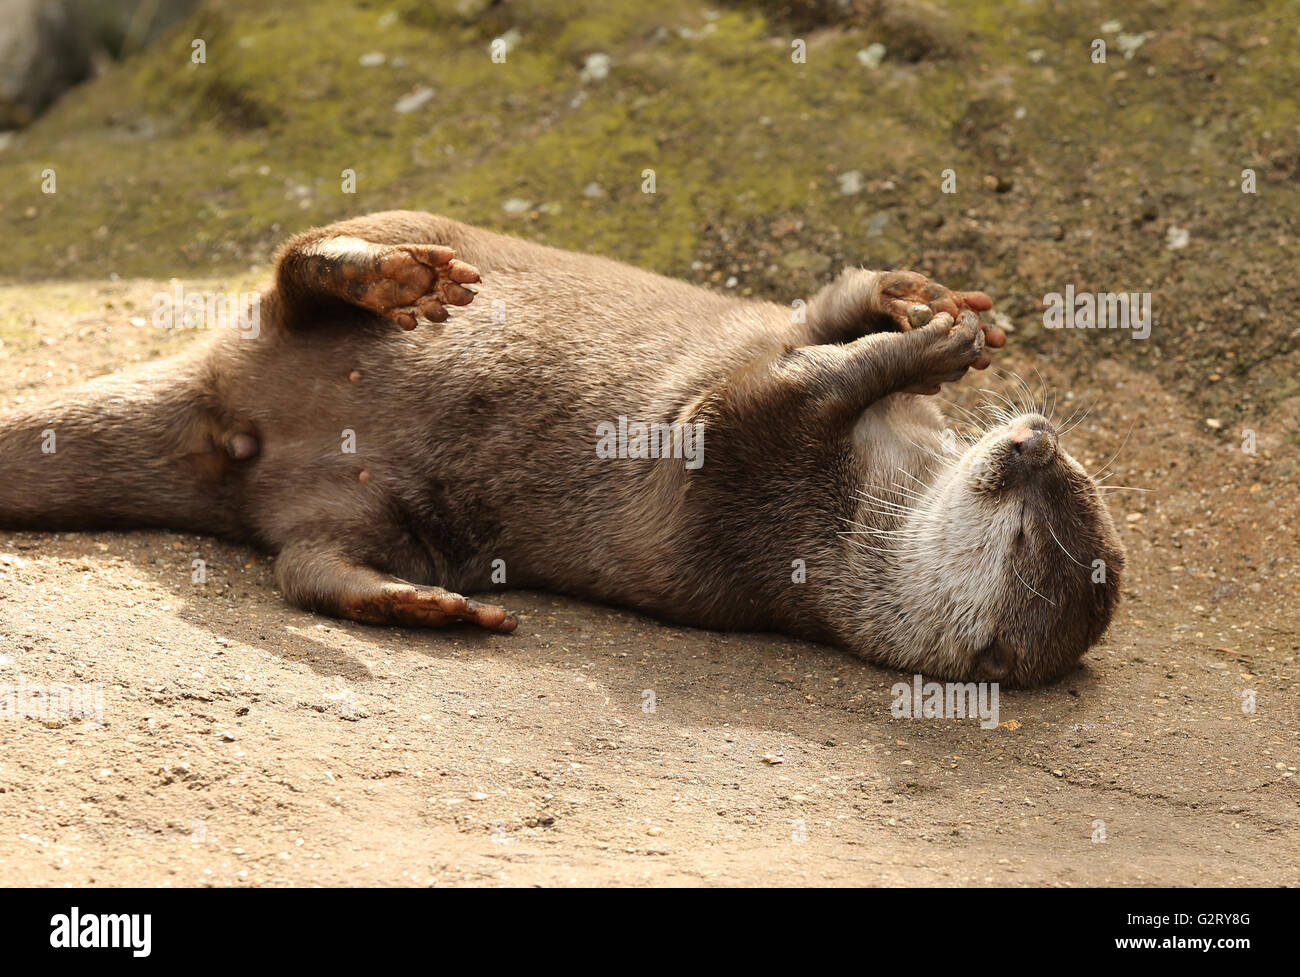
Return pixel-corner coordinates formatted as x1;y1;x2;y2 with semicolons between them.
842;414;1072;682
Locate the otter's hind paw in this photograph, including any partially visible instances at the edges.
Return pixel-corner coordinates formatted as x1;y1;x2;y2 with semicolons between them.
308;237;481;329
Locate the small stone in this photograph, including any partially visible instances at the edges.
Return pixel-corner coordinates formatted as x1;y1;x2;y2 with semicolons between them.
580;53;611;82
1116;32;1150;59
1204;418;1222;429
864;211;889;237
1166;226;1190;250
856;43;886;69
359;52;386;67
838;170;864;195
394;86;435;113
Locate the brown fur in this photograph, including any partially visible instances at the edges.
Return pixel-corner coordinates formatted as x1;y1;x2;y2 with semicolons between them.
0;212;1124;684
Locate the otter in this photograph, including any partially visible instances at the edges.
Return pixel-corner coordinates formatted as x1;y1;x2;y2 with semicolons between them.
0;211;1124;686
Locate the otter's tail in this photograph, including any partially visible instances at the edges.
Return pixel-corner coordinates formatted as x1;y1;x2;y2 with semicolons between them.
0;353;249;537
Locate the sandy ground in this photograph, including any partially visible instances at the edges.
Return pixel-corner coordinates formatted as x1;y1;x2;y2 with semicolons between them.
0;278;1297;887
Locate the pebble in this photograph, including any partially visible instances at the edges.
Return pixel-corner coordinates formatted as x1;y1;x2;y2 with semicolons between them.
394;86;435;113
856;43;886;69
580;53;611;82
838;170;864;195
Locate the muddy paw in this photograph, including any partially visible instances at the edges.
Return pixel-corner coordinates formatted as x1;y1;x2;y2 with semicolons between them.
374;245;481;329
324;240;481;329
905;310;988;394
352;582;519;633
876;270;1003;351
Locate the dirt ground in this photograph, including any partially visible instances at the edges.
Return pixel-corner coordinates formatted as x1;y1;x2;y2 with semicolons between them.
0;276;1296;887
2;0;1298;887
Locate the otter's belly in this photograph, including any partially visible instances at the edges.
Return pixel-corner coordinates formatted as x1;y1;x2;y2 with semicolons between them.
851;394;947;480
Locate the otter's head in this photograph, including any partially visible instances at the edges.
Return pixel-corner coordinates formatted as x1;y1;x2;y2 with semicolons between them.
886;413;1125;686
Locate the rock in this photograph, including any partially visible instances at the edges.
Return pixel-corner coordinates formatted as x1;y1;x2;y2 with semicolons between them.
864;211;889;237
837;170;864;195
0;0;94;129
856;43;886;69
2;0;203;128
66;0;201;57
1116;32;1152;60
580;52;611;82
394;86;435;113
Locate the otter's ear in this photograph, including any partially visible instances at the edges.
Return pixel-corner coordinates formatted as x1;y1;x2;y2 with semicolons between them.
973;639;1015;681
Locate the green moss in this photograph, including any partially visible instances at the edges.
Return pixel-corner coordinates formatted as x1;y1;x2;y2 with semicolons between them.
0;0;1296;365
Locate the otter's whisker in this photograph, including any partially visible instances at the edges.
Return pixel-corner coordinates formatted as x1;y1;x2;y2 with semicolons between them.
1005;369;1039;418
838;537;916;556
1031;366;1054;420
1057;402;1096;438
1012;564;1057;605
894;467;934;490
1090;417;1138;480
979;385;1022;419
1046;520;1089;568
936;396;992;433
841;527;923;539
975;399;1017;425
854;492;914;513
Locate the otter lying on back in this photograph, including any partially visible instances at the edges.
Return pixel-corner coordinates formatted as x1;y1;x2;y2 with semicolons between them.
0;212;1124;685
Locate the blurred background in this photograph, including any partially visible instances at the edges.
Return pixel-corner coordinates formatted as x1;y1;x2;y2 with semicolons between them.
0;0;1296;422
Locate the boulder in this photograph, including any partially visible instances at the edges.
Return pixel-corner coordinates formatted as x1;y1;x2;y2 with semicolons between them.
0;0;94;129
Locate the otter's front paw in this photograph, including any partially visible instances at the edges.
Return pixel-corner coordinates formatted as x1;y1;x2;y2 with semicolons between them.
904;310;988;394
875;271;1005;349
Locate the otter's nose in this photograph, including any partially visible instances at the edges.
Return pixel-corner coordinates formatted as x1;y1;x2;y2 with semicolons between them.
1008;416;1056;467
